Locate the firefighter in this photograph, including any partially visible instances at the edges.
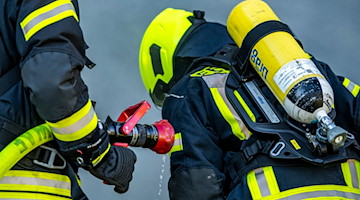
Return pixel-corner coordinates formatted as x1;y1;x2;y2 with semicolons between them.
0;0;136;199
139;8;360;200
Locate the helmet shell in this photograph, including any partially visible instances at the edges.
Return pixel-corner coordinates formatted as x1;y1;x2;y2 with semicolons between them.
139;8;234;107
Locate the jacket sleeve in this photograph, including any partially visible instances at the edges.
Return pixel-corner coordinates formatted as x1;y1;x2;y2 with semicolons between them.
16;0;107;166
313;58;360;140
162;76;227;200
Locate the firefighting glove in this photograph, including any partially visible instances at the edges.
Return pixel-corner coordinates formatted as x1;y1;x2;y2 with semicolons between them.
89;146;136;193
56;127;137;193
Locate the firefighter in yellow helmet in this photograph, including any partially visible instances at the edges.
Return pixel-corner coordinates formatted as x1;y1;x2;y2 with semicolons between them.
139;7;360;200
0;0;136;199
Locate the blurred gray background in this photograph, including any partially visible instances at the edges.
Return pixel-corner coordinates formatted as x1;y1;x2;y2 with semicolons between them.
77;0;360;199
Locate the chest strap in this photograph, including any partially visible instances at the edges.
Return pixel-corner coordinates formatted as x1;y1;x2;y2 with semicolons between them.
0;66;21;96
224;135;360;190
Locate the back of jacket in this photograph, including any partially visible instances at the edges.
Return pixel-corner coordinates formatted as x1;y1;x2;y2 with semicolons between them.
163;56;360;200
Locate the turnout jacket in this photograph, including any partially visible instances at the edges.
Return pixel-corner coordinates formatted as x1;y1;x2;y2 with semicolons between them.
0;0;99;199
163;56;360;200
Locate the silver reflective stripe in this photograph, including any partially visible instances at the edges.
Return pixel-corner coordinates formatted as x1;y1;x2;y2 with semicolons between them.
253;168;272;197
218;87;252;138
169;133;183;154
50;106;95;135
173;135;183;147
202;73;228;88
278;190;360;200
343;78;360;97
345;79;356;93
203;73;251;139
0;176;70;191
349;161;359;188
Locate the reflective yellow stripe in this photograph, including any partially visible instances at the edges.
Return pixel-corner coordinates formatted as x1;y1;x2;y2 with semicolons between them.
259;185;360;200
92;143;111;166
263;167;280;195
47;100;98;142
248;168;264;199
0;192;71;200
353;85;360;97
342;78;360;97
247;167;280;199
20;0;78;41
343;78;351;87
169;133;183;155
0;170;71;198
4;170;70;182
233;90;256;122
202;73;251;140
47;99;93;128
210;88;248;140
247;165;360;200
341;159;360;189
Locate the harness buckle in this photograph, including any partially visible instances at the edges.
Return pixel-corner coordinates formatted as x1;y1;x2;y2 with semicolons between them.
242;140;274;163
33;145;67;169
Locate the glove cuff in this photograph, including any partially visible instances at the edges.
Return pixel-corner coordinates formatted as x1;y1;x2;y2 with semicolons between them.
56;126;111;170
89;146;137;193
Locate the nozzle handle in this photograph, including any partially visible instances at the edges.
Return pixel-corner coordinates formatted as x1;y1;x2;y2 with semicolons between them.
117;100;151;135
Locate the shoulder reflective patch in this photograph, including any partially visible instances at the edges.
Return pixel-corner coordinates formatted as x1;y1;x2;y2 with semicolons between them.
169;133;183;155
20;0;79;41
190;66;229;77
342;78;360;97
203;73;252;140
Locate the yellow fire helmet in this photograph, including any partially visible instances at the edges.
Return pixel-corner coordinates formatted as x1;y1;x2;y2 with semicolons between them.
139;8;234;107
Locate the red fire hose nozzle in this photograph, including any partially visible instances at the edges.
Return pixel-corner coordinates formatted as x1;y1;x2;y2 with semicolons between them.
151;119;175;154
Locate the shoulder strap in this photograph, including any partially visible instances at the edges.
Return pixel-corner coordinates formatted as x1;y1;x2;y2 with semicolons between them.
0;66;21;96
237;20;294;63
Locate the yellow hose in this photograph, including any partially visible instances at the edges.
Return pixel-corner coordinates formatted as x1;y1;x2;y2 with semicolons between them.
0;124;53;179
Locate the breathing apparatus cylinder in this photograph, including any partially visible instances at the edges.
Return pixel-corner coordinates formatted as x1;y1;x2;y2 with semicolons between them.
105;117;175;154
227;0;347;146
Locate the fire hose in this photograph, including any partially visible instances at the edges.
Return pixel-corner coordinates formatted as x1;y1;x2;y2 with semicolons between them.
0;100;174;180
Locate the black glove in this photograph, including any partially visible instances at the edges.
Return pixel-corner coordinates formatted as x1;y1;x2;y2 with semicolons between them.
89;145;137;193
55;126;137;193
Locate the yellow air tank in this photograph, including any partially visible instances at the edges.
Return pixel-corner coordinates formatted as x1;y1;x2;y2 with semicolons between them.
227;0;347;146
227;0;333;124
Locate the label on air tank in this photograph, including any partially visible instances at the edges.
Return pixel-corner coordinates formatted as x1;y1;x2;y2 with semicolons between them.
273;59;322;93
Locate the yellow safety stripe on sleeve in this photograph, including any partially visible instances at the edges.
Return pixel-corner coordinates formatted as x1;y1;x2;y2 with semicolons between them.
20;0;79;41
210;87;250;140
0;170;71;198
0;192;71;200
92;143;111;166
342;78;360;97
169;132;183;155
46;99;98;142
233;90;256;122
247;167;280;199
341;159;360;189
